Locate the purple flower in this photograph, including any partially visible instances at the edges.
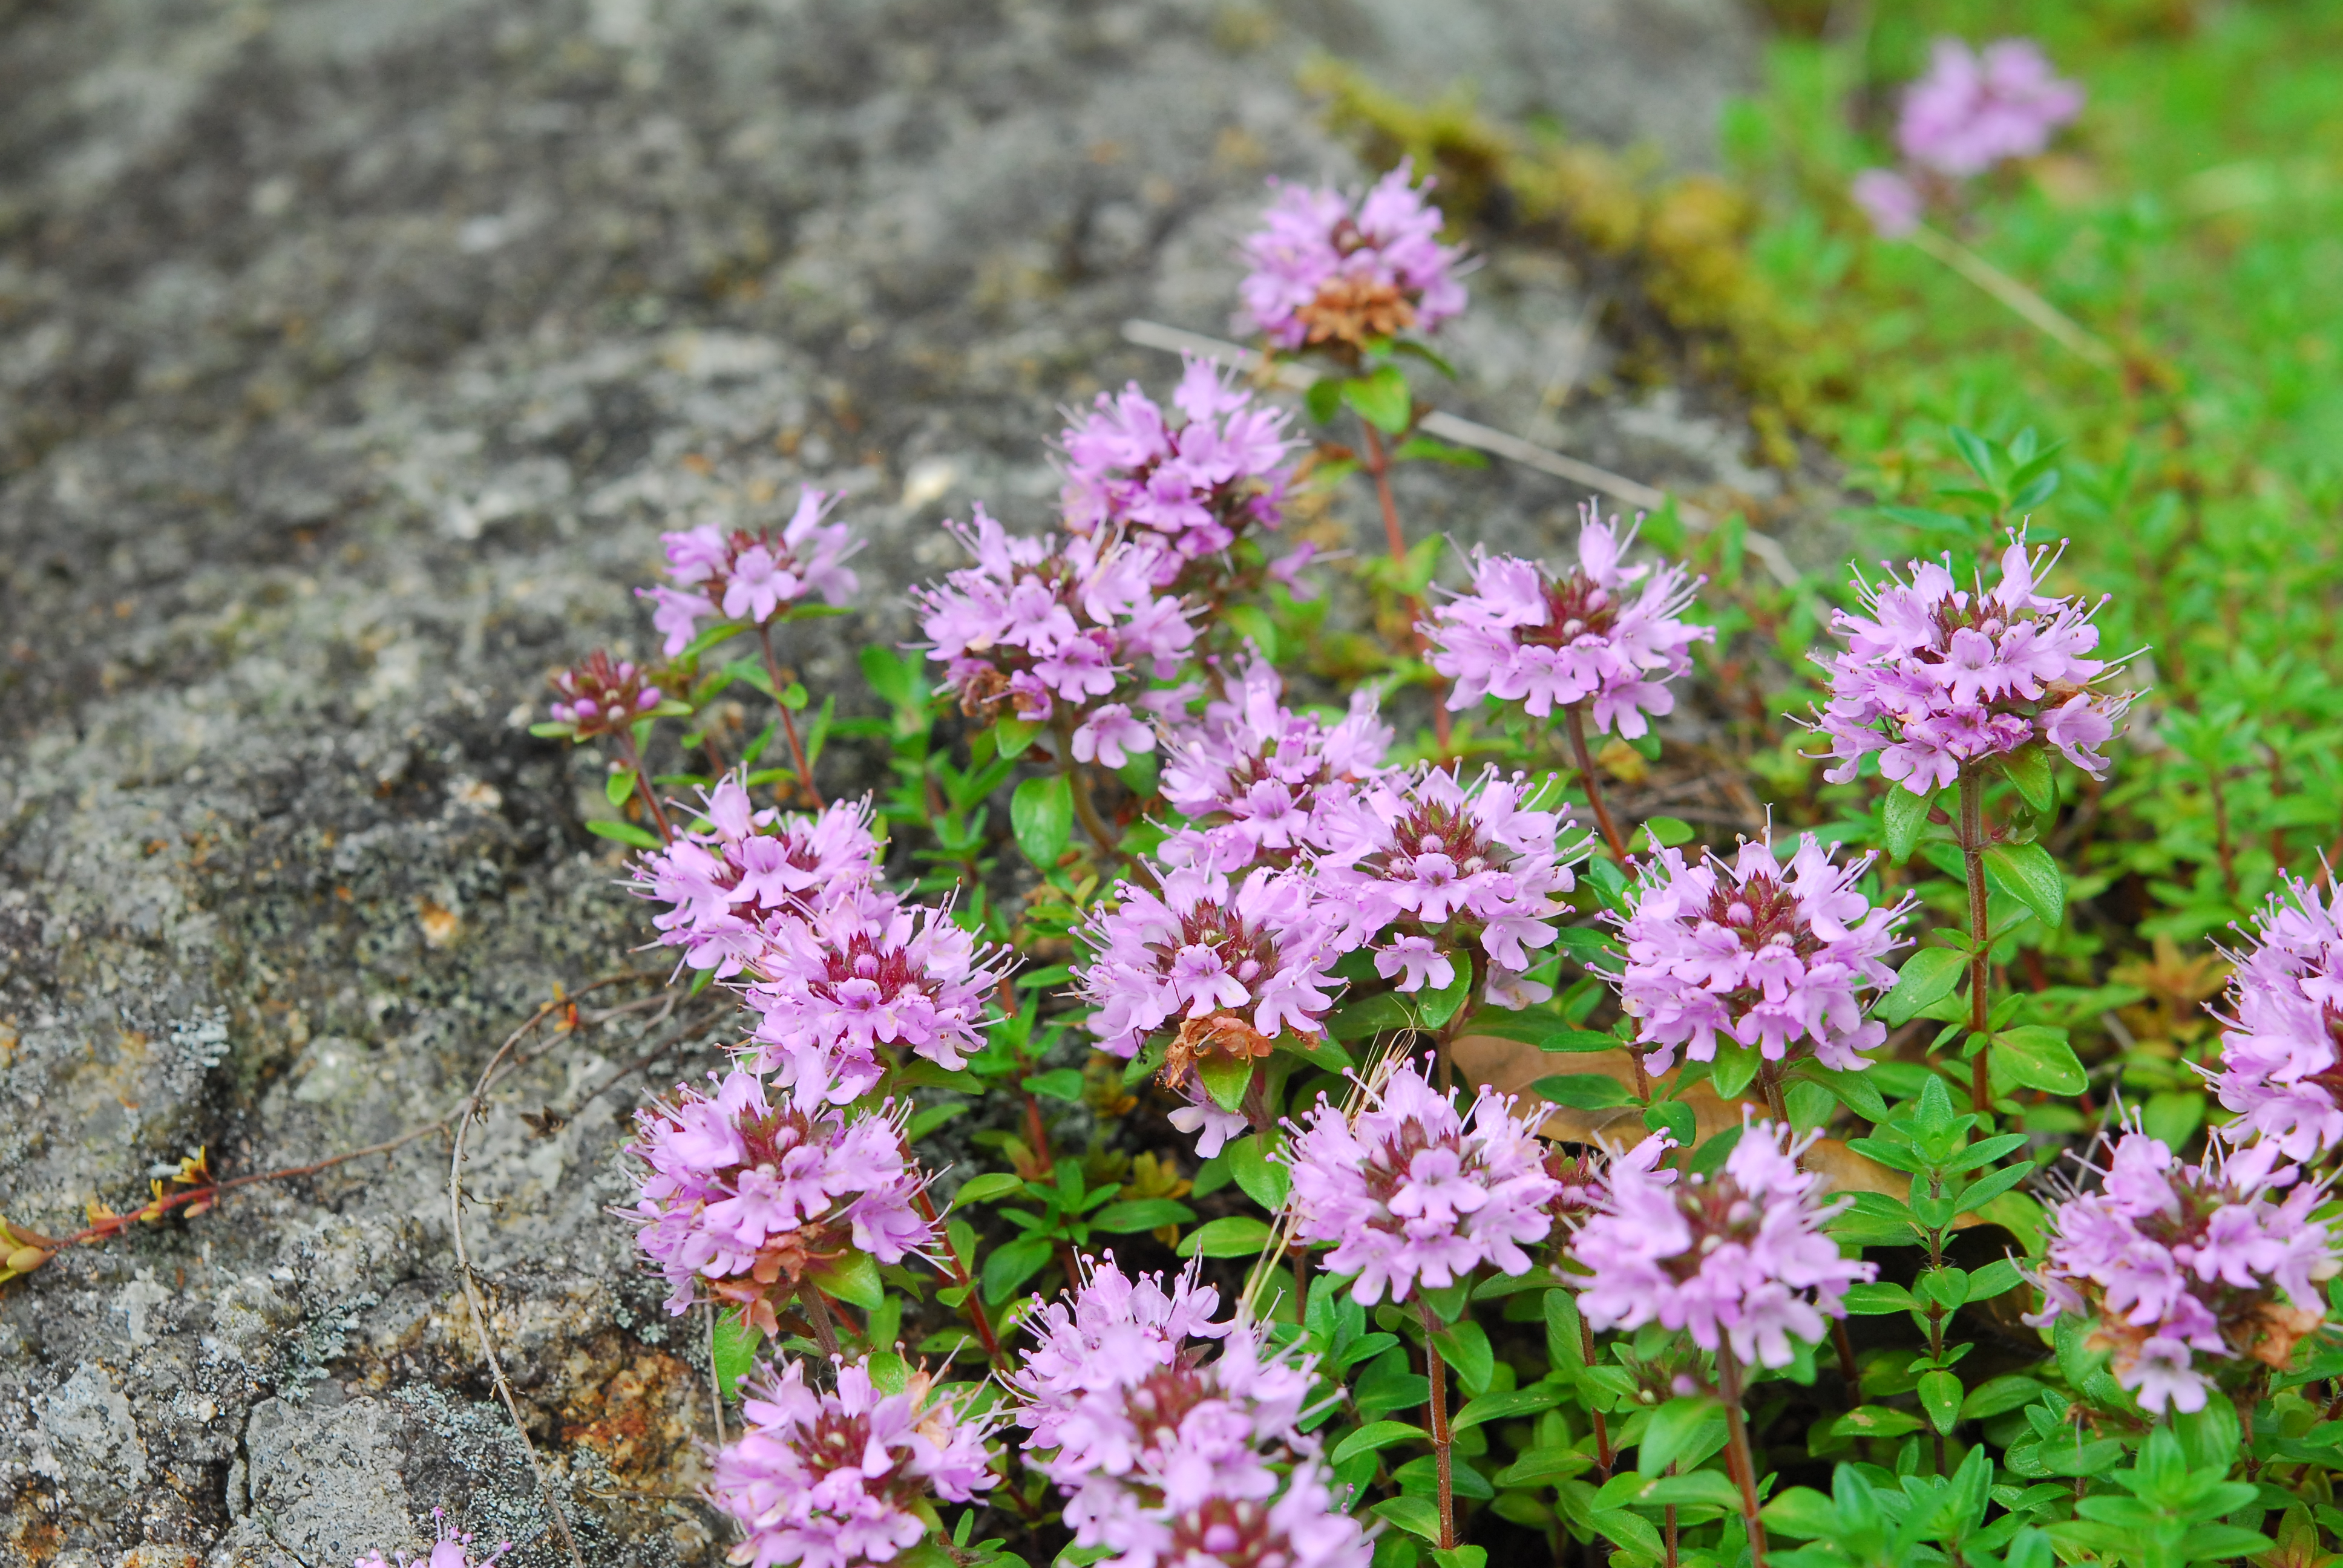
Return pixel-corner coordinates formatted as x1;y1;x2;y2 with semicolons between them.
746;895;1012;1109
1156;654;1393;875
712;1356;995;1568
1073;704;1155;769
545;650;664;738
631;773;885;978
2027;1127;2336;1413
1314;763;1589;1008
1006;1269;1368;1568
1567;1120;1877;1369
1613;834;1912;1074
2210;874;2343;1160
1007;1253;1232;1477
1239;160;1467;351
353;1509;511;1568
1062;356;1297;578
1813;531;2132;795
623;1068;934;1322
1898;39;2083;179
913;505;1196;731
642;487;862;654
1426;506;1713;737
1075;864;1344;1155
1851;168;1924;237
1283;1056;1561;1305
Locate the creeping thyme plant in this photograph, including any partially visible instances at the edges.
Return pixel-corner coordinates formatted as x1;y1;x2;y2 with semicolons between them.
481;128;2343;1568
17;21;2343;1568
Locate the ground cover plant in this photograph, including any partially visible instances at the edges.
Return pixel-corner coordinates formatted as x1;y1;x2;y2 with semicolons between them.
7;8;2343;1568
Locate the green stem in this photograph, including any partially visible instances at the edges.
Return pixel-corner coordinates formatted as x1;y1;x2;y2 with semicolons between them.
1958;771;1993;1114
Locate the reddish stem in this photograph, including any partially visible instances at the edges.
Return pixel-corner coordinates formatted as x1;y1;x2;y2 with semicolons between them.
911;1188;1006;1366
1358;422;1453;755
1418;1299;1459;1549
1958;771;1992;1114
1565;704;1630;861
757;624;824;808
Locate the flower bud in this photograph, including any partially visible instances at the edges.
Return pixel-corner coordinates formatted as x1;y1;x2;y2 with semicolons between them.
5;1246;48;1273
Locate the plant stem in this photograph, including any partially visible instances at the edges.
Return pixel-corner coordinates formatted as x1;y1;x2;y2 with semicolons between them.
1663;1461;1680;1568
1579;1312;1614;1481
910;1189;1006;1367
615;731;676;843
1757;1060;1790;1129
1565;703;1630;861
1714;1343;1771;1568
1357;420;1452;755
756;624;824;807
1067;759;1118;855
798;1285;842;1360
1418;1299;1459;1549
1958;770;1993;1114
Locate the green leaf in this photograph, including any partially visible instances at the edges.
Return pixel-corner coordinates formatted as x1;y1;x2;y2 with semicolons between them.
1331;993;1415;1041
1222;603;1279;663
1177;1217;1273;1258
1645;1099;1697;1146
949;1172;1027;1209
1012;774;1073;867
779;681;810;710
1829;1405;1925;1439
995;716;1043;759
1964;1257;2025;1301
1197;1053;1255;1114
1884;785;1932;861
1961;1374;2047;1420
1417;956;1473;1028
2003;745;2056;812
1370;1497;1444;1544
1089;1200;1196;1233
1842;1282;1921;1316
1469;1016;1614;1053
1532;1073;1634;1110
1993;1025;2086;1096
1303;376;1345;426
585;818;663;849
1331;1422;1427;1465
1760;1486;1841;1541
1790;1062;1890;1123
1878;948;1967;1025
712;1306;761;1400
528;720;575;739
1226;1134;1291;1210
1709;1042;1760;1101
1452;1385;1562;1432
1427;1549;1486;1568
1983;842;2065;929
1918;1370;1963;1434
1342;365;1414;434
1642;815;1697;848
1642;1472;1746;1511
1637;1396;1727;1477
1024;1068;1086;1102
1493;1446;1591;1488
1392;436;1487;468
980;1236;1054;1304
810;1250;884;1312
1430;1321;1496;1397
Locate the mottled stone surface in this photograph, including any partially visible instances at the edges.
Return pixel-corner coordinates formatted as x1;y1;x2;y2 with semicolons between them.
0;1;1766;1562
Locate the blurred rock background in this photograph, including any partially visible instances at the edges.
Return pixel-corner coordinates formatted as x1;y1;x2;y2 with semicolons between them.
0;1;1769;1562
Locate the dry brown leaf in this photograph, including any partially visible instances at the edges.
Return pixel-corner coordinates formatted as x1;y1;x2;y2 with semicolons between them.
1451;1033;1978;1224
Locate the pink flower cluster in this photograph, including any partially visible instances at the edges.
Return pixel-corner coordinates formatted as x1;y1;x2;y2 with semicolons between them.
1317;765;1587;1008
1852;38;2083;237
746;893;1011;1111
2210;874;2343;1160
2027;1129;2336;1413
1568;1120;1876;1369
623;1067;932;1319
913;505;1196;765
1613;835;1911;1074
1426;506;1713;737
640;487;862;656
1239;160;1467;351
1009;1258;1369;1568
1815;532;2130;796
546;650;664;739
1063;357;1297;577
713;1357;994;1568
1157;655;1392;875
353;1510;510;1568
1075;864;1343;1155
1283;1056;1560;1305
633;774;883;977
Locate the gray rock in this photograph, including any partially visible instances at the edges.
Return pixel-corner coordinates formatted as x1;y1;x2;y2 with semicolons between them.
0;0;1768;1561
